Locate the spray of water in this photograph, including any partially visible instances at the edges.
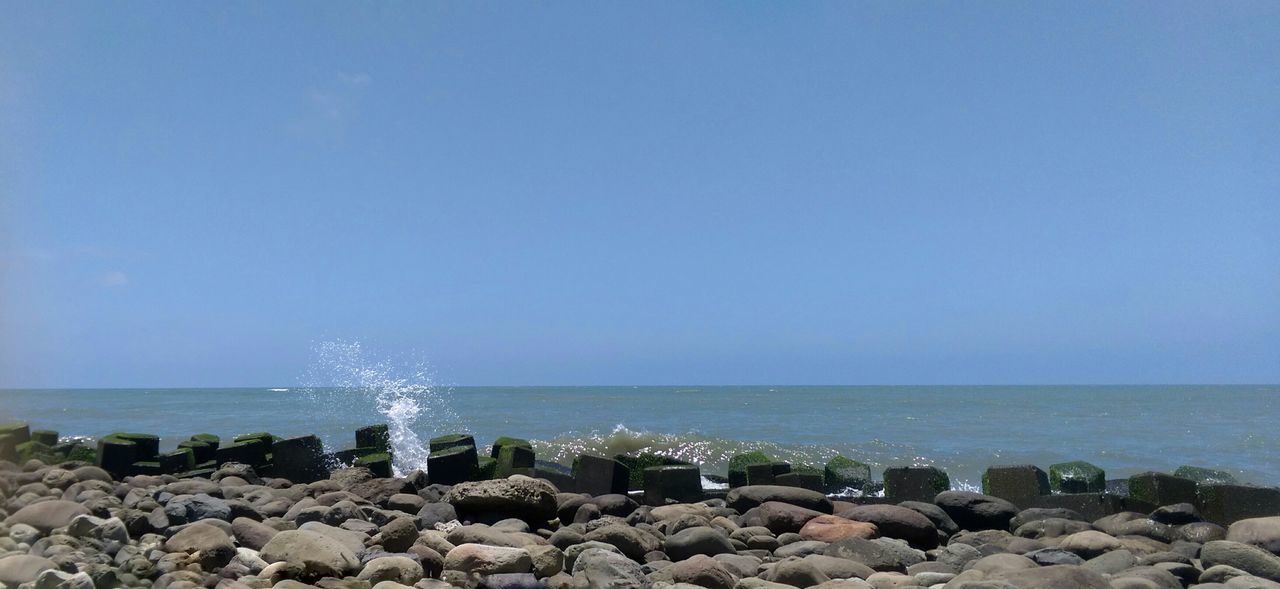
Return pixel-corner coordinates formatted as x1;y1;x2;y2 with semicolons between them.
301;340;458;476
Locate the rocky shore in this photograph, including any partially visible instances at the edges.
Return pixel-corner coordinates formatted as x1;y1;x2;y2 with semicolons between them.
2;422;1280;589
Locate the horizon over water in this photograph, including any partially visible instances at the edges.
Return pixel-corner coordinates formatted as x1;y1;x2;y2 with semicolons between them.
2;384;1277;488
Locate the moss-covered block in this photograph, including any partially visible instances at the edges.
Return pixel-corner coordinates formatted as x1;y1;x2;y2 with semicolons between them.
728;451;772;488
30;430;59;446
273;435;329;483
1174;465;1237;485
776;465;825;492
0;422;31;444
490;436;533;458
106;433;160;461
428;444;477;485
178;439;217;463
1049;461;1106;493
429;434;476;454
497;444;537;478
884;466;951;502
475;456;498;480
16;440;55;463
190;433;220;445
644;464;703;506
55;441;96;464
983;465;1050;505
1128;472;1197;506
97;436;138;475
355;424;390;453
615;453;689;490
159;448;195;473
572;453;630;496
825;455;872;494
747;461;791;486
355;452;393;478
216;438;269;466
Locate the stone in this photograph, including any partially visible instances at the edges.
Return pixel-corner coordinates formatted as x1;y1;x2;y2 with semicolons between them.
762;556;832;588
165;522;237;568
1128;472;1198;507
933;491;1019;531
583;524;661;560
799;515;879;543
526;544;564;577
801;554;875;580
1013;517;1093;539
822;537;914;572
572;454;630;496
273;435;329;484
741;501;827;535
233;517;280;550
981;465;1049;506
0;555;57;586
896;501;959;536
644;465;703;506
1048;461;1106;493
882;467;949;503
379;516;419;552
1058;530;1123;558
563;541;624;570
1083;550;1137;576
726;485;833;514
837;504;935;548
825;456;872;495
655;554;737;589
1229;517;1280;554
260;529;362;577
357;556;424;585
1201;541;1280;582
418;502;459;528
445;544;533;575
165;493;232;523
444;476;559;523
985;564;1111;588
1179;520;1228;543
571;547;646;589
664;527;736;560
4;499;90;532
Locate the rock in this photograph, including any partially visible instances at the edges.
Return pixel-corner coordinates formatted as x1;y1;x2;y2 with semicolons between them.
742;501;827;535
571;547;646;589
443;476;559;523
822;537;916;572
1202;541;1280;582
165;522;237;568
1128;472;1198;507
968;553;1037;574
298;521;370;554
165;493;232;524
1180;521;1228;543
665;527;736;560
801;554;874;580
1149;503;1202;525
260;529;362;577
379;516;418;552
774;540;830;559
564;541;624;570
896;501;959;536
1013;517;1094;539
583;524;661;560
591;494;640;518
445;544;533;575
1049;461;1106;493
526;544;564;577
572;454;630;496
0;555;57;585
726;486;834;514
418;502;458;529
357;556;425;585
4;499;90;532
1009;507;1087;530
984;564;1111;588
982;465;1049;506
1111;565;1183;589
655;555;737;589
933;491;1018;531
1058;530;1122;558
825;456;872;495
1229;517;1280;554
762;556;832;588
233;517;280;550
838;504;936;548
799;515;879;543
1025;548;1084;566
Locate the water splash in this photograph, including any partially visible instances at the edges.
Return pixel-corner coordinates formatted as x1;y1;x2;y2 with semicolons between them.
301;340;457;476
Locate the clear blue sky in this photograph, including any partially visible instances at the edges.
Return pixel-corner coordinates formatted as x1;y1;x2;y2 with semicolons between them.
2;3;1277;387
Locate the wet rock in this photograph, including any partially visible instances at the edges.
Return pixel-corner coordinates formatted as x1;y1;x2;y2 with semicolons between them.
259;529;362;578
665;526;736;560
933;491;1018;532
837;504;936;548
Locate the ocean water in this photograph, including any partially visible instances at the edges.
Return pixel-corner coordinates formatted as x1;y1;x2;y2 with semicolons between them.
2;384;1277;487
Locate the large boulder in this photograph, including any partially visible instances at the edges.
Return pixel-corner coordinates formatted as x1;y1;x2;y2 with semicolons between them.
985;564;1111;588
443;475;558;523
933;490;1018;531
1058;530;1123;559
761;556;831;588
741;501;827;534
652;554;737;589
444;544;533;575
1201;541;1280;582
0;555;57;586
571;547;646;589
726;485;833;514
4;500;90;533
664;527;736;561
357;556;425;585
821;537;919;572
260;529;362;577
837;504;936;548
799;515;879;543
1229;517;1280;555
164;522;237;568
582;524;660;560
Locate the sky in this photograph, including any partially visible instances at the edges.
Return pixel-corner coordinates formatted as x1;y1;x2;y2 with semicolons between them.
1;3;1277;387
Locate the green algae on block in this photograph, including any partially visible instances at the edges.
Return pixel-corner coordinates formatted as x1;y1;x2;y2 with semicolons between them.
728;451;772;488
1049;461;1106;493
1174;465;1237;485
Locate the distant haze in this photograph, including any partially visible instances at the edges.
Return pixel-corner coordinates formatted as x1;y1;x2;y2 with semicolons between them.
1;3;1277;387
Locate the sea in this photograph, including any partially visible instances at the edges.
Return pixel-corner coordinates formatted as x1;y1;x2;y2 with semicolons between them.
2;384;1277;489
